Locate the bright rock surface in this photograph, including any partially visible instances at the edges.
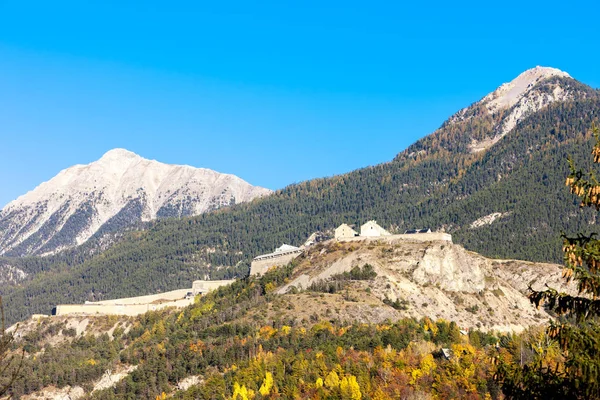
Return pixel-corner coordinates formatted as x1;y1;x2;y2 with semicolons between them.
0;149;271;256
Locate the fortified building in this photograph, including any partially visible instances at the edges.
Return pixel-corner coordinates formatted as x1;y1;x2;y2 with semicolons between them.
250;244;303;276
53;279;234;317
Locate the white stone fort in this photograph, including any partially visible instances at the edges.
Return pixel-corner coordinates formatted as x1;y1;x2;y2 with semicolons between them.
53;220;451;316
250;220;451;276
53;279;234;317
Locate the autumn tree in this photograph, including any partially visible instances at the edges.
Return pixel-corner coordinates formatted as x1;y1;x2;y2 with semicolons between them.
498;123;600;399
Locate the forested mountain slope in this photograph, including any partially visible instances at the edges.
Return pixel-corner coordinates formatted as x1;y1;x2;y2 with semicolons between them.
2;68;599;324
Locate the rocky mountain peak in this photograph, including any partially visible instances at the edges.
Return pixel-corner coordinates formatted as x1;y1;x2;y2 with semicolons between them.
481;66;571;114
0;150;272;256
98;148;141;162
442;66;587;153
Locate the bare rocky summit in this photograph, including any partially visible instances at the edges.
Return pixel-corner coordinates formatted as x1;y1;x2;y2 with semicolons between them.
0;149;271;256
446;66;591;153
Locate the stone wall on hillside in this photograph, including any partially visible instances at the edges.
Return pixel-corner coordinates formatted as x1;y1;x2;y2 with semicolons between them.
192;280;235;294
86;289;191;305
54;298;193;317
54;280;235;317
250;252;301;276
338;232;452;243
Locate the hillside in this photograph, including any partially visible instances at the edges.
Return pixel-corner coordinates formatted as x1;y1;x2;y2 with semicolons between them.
0;148;271;257
271;237;570;331
5;237;571;399
1;67;599;325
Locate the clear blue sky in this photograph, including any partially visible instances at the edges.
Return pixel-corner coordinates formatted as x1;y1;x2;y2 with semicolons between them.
1;1;599;208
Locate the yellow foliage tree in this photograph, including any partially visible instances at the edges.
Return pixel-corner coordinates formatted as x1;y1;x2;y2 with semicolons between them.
264;282;277;293
231;382;254;400
280;325;291;335
259;371;274;396
340;375;362;399
324;370;340;389
189;339;206;355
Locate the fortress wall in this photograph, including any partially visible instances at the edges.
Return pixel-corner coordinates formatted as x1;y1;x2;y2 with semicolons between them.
339;233;452;244
88;288;191;305
392;233;453;242
55;298;194;317
192;280;235;295
250;252;301;276
55;304;150;316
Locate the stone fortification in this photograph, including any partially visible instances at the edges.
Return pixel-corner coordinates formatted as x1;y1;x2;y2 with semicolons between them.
250;244;303;276
55;298;193;317
334;224;358;240
54;280;234;317
360;220;391;237
86;288;191;305
338;232;452;243
192;279;235;294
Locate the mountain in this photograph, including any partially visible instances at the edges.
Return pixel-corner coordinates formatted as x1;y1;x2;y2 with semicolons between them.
2;66;599;325
401;66;596;157
0;149;271;256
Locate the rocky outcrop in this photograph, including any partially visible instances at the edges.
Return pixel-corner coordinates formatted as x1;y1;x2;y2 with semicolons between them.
0;262;27;285
278;238;574;332
0;149;272;256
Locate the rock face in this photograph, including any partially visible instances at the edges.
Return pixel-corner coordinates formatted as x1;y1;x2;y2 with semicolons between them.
0;262;28;285
278;238;574;331
0;149;272;256
412;244;486;293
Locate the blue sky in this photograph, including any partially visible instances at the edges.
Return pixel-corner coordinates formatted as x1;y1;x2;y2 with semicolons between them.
1;1;599;208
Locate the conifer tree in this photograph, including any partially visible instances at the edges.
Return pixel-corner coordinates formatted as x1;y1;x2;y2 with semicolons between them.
498;123;600;399
0;296;23;396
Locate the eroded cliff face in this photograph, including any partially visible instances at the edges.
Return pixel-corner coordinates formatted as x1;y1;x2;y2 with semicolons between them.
276;238;572;332
412;244;486;293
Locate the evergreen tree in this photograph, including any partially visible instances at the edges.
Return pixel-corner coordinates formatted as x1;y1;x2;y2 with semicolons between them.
0;296;23;396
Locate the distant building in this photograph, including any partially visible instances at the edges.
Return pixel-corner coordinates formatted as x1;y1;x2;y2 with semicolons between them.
360;220;391;237
250;244;303;276
335;223;358;240
404;228;432;234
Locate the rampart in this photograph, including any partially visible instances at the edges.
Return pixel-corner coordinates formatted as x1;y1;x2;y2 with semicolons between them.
54;280;234;317
338;232;452;243
54;298;193;317
86;289;191;305
250;251;302;276
192;280;235;294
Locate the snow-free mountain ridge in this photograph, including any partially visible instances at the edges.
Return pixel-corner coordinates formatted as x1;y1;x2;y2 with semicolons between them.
445;66;585;152
0;149;271;256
